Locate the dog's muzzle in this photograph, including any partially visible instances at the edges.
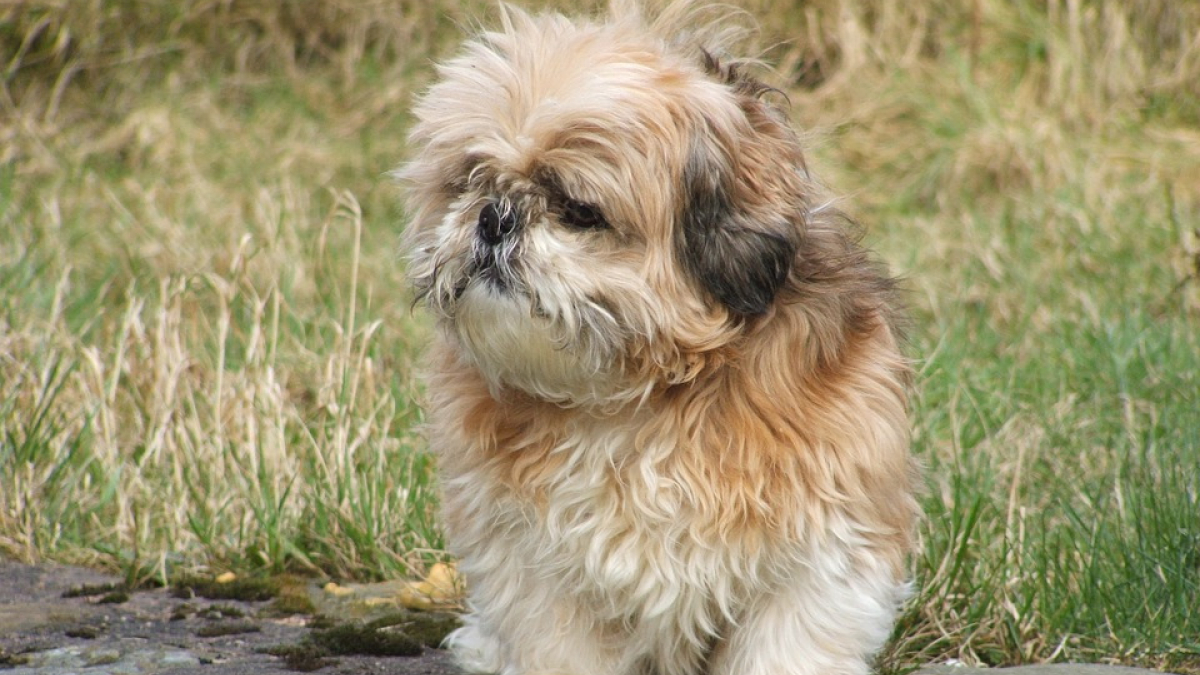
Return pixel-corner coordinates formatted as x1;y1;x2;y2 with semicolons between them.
469;201;522;293
478;202;518;246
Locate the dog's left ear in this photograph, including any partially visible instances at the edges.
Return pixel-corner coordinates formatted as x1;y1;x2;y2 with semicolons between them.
678;97;802;317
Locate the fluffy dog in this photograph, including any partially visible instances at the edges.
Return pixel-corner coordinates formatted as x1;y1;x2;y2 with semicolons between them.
400;3;919;674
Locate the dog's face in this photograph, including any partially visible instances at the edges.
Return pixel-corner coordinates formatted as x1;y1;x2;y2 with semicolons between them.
402;8;812;405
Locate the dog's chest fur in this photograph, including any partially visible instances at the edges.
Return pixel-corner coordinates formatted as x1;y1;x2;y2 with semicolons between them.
433;384;806;628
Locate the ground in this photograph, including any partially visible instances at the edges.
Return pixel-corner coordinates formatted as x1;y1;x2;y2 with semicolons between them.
0;559;461;674
0;559;1184;675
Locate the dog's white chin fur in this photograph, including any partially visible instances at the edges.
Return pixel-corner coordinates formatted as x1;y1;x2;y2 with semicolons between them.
453;284;621;406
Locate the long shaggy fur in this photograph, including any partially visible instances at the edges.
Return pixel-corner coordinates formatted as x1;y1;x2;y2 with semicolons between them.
399;3;920;674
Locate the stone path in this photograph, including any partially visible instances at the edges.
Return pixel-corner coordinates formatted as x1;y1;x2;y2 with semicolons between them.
0;559;1176;675
0;560;458;674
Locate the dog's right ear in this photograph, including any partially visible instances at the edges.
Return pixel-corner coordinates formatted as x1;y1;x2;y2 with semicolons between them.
679;117;801;316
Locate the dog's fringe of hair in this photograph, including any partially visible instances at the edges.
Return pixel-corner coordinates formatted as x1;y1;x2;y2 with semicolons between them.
488;1;768;80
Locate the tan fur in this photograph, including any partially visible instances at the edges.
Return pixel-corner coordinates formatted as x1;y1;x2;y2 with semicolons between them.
400;3;920;674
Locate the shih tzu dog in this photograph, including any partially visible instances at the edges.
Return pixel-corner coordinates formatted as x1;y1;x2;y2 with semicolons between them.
399;2;920;674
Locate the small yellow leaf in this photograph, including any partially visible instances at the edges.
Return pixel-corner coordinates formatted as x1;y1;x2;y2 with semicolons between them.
396;583;437;611
425;563;460;594
323;582;355;597
395;562;464;610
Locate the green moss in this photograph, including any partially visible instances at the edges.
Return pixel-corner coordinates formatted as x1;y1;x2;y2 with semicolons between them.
259;611;460;669
97;590;130;604
0;648;29;667
263;591;316;617
201;604;246;620
65;625;100;639
307;614;338;630
259;643;336;672
61;582;127;598
365;611;461;648
310;621;422;657
172;575;279;602
170;603;197;621
194;620;262;637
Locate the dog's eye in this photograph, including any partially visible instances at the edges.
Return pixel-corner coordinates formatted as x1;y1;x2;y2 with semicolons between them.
560;199;608;230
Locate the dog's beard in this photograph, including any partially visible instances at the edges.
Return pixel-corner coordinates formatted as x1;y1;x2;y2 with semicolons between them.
453;284;615;403
459;235;524;297
429;222;633;405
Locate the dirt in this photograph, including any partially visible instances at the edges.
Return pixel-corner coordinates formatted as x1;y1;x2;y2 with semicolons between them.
0;558;465;674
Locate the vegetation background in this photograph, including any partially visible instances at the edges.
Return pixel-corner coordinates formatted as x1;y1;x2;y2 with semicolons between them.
2;0;1198;672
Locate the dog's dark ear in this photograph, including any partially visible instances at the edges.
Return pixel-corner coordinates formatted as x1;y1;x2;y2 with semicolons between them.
679;138;798;316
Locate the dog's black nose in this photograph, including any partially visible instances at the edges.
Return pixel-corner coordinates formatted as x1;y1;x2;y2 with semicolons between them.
478;202;517;246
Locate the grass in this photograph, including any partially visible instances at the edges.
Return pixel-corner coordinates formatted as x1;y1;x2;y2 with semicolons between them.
2;0;1198;671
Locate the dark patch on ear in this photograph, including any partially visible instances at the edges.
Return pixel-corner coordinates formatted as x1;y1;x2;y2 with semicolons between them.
680;143;796;315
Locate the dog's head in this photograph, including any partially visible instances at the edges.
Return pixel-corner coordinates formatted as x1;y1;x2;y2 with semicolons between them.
400;4;819;406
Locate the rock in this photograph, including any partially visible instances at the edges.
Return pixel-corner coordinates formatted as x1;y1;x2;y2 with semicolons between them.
3;644;200;674
917;664;1164;675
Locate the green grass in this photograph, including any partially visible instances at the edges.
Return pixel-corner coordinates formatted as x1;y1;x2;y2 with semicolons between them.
2;0;1198;671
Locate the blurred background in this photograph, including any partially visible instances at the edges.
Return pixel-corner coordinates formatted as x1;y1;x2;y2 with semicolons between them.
2;1;1198;671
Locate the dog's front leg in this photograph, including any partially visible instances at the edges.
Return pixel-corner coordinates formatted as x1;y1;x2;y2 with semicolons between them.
446;568;626;675
708;556;908;675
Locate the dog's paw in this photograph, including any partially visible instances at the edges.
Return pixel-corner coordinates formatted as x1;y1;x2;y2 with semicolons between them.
445;619;504;674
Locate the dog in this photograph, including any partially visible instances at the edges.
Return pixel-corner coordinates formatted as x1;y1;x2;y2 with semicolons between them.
399;2;920;674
